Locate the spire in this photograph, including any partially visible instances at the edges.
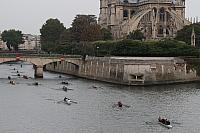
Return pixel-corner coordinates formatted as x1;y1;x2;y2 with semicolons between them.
191;27;196;47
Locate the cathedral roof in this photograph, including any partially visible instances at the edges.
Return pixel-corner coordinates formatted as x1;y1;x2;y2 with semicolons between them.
119;0;149;3
119;0;176;3
119;0;137;3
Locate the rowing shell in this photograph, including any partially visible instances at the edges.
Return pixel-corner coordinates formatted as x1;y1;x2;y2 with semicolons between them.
159;122;172;129
63;100;72;105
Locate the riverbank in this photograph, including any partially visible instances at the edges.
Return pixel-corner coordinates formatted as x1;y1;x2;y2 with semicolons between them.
45;57;200;86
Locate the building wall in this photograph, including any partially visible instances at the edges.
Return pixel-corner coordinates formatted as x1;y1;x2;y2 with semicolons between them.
19;34;41;50
0;33;41;51
45;57;198;85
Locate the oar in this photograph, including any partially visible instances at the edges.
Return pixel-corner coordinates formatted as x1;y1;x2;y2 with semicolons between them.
112;104;130;108
71;101;78;104
123;104;130;108
57;100;64;104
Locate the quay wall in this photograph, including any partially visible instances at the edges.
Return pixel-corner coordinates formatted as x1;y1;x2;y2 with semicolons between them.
45;57;200;85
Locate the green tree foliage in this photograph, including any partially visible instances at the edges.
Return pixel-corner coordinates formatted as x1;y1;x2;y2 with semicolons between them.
1;29;24;51
101;28;113;40
59;28;72;44
93;39;199;57
70;15;102;42
40;15;114;54
127;30;145;40
175;23;200;47
40;18;66;52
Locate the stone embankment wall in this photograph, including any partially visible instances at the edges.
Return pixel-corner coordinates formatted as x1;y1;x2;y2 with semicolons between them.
45;57;199;85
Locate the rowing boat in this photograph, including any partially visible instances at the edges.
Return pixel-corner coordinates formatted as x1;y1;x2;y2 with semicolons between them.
159;122;172;129
63;100;72;105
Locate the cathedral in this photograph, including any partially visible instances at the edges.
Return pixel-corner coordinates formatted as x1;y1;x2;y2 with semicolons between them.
99;0;191;39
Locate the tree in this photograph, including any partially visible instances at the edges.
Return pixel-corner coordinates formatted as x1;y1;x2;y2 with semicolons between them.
101;28;113;40
1;29;24;51
175;23;200;47
70;15;102;42
40;18;66;52
127;30;145;40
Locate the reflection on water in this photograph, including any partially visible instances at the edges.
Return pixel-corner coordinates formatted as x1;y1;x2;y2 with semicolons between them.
0;62;200;133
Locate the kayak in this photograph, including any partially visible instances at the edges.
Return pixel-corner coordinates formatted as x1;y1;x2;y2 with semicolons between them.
159;122;172;129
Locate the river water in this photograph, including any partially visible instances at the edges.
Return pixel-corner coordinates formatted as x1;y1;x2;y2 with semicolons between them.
0;62;200;133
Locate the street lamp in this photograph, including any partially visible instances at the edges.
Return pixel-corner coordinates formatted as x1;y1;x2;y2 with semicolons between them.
96;46;99;57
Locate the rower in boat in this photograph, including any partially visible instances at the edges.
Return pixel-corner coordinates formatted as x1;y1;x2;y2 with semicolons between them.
33;82;39;86
113;101;130;108
23;75;28;79
10;80;15;85
63;86;67;91
61;81;69;85
158;116;172;129
8;76;11;80
63;97;72;105
118;101;123;107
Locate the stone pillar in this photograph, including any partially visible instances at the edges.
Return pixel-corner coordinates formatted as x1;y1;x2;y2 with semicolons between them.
34;65;43;78
163;11;167;37
161;65;164;76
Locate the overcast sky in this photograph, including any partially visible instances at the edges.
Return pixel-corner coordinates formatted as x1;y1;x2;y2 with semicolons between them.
0;0;198;35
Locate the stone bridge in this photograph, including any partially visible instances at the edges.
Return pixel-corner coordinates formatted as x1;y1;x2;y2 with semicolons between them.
0;55;82;78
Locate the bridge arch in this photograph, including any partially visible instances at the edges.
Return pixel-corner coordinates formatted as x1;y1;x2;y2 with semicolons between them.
0;56;82;78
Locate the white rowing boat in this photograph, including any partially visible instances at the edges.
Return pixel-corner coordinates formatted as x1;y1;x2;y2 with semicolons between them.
159;122;172;129
63;100;72;105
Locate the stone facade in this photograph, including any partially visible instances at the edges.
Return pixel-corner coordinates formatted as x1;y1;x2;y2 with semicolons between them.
99;0;191;39
45;57;199;86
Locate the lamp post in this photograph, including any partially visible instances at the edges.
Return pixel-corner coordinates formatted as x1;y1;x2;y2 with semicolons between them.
96;46;99;57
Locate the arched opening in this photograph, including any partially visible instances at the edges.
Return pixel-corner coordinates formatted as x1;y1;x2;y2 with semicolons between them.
0;60;37;78
153;7;157;19
158;25;164;37
45;61;80;75
159;7;165;22
166;29;169;35
131;10;135;17
123;10;129;19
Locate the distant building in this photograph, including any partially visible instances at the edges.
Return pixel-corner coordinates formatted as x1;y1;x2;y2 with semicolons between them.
0;32;41;51
19;34;41;51
0;32;7;50
99;0;191;39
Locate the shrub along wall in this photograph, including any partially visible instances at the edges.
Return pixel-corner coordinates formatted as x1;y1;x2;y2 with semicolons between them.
93;39;199;57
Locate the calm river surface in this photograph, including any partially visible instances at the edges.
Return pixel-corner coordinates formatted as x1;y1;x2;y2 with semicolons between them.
0;62;200;133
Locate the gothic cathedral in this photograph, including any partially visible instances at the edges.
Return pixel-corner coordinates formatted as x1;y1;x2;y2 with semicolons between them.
99;0;190;39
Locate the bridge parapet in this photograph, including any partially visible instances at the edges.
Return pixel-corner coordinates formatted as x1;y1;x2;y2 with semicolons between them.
0;55;83;78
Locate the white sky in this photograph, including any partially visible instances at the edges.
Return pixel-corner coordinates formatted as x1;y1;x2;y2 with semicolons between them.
0;0;198;35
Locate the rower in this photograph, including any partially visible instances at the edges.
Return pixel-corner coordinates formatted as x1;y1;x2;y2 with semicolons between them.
61;81;69;85
118;101;123;107
64;97;67;101
23;75;28;79
10;80;15;85
63;86;68;91
33;82;39;86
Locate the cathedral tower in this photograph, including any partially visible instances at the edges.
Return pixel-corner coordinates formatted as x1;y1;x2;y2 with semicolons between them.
99;0;191;39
